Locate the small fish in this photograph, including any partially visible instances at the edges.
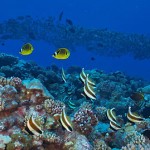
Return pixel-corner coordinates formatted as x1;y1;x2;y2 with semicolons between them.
68;100;76;109
83;77;96;100
110;120;121;131
52;48;70;59
61;67;66;83
66;19;73;26
19;43;34;55
86;74;96;87
91;57;95;61
127;106;144;123
60;107;73;132
1;43;5;46
58;11;64;22
80;68;87;84
80;68;96;87
107;108;117;122
130;92;144;101
24;116;43;136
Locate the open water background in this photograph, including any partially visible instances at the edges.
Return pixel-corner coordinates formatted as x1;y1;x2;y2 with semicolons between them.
0;0;150;81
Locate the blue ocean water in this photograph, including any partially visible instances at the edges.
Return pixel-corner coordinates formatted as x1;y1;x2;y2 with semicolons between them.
0;1;150;149
0;0;150;80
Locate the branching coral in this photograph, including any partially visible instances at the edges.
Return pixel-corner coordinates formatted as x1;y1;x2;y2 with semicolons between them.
64;131;93;150
44;98;64;116
42;131;62;144
121;143;150;150
124;131;146;145
95;106;107;121
73;102;98;135
121;131;150;150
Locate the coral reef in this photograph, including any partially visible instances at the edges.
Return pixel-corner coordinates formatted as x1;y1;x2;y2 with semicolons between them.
0;54;150;149
121;131;150;150
73;102;98;135
94;139;111;150
64;131;93;150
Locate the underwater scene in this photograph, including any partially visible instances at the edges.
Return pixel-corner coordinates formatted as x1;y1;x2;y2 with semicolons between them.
0;0;150;149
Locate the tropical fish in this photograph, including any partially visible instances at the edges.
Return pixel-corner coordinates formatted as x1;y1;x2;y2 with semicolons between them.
91;57;95;61
61;67;66;83
58;11;63;22
68;100;76;109
52;48;70;59
19;43;34;55
24;116;43;136
127;106;144;123
60;107;73;132
107;108;117;122
130;92;144;101
53;113;61;122
110;120;121;131
66;19;73;26
86;74;96;87
80;68;96;87
83;77;96;100
80;68;87;84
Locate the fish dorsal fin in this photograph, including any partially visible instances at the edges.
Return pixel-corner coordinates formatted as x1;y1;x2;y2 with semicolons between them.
132;112;142;118
56;49;60;54
80;68;86;83
86;74;96;87
112;110;116;118
68;100;75;106
128;107;143;119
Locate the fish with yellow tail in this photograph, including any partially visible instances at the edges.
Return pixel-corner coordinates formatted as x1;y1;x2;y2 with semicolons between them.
60;106;73;132
83;76;96;100
107;108;117;122
52;48;70;59
19;43;34;55
61;67;67;83
127;106;144;123
23;115;43;136
110;120;121;131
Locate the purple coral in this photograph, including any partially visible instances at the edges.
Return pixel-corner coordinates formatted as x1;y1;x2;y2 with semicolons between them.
73;102;98;135
44;99;64;116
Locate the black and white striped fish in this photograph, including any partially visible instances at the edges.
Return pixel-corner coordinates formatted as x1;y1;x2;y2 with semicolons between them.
107;108;117;122
110;120;121;131
127;106;144;123
83;76;96;100
24;115;43;136
60;107;73;132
